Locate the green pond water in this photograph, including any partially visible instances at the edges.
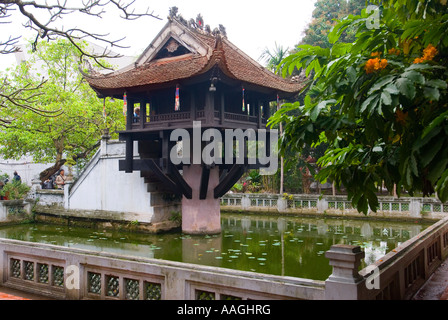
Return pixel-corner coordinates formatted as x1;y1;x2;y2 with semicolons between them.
0;213;433;280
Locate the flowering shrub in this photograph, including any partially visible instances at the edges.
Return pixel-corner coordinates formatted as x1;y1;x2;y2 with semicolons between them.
272;0;448;214
365;57;388;74
413;44;438;64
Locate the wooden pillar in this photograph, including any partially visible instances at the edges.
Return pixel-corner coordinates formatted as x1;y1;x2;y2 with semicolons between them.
257;100;262;128
125;135;133;173
160;130;169;172
190;91;196;121
205;91;215;125
140;100;147;130
126;96;134;130
220;92;225;125
125;96;134;173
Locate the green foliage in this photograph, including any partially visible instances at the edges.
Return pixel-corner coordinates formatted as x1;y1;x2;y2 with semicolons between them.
0;181;30;200
169;211;182;224
232;183;243;192
0;171;9;182
0;39;125;173
300;0;366;48
271;0;448;214
259;43;290;74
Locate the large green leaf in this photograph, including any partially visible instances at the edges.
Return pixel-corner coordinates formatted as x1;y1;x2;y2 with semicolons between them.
396;78;416;99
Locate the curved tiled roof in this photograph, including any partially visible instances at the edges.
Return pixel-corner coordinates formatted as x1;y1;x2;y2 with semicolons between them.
84;18;305;96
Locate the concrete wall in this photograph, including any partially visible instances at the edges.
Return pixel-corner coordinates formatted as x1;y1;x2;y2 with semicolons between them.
32;137;180;228
67;139;154;221
0;157;56;186
0;200;33;225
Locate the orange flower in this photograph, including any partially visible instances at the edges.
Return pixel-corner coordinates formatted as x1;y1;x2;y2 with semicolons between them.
413;57;424;64
365;58;378;73
422;44;438;61
395;109;408;125
388;48;401;55
413;44;438;63
365;58;388;74
371;51;382;57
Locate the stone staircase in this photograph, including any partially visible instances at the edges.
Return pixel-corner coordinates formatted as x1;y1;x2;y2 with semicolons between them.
141;170;181;224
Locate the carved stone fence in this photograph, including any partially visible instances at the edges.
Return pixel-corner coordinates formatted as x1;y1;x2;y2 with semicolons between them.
1;217;447;300
326;216;448;299
0;238;325;300
221;193;448;220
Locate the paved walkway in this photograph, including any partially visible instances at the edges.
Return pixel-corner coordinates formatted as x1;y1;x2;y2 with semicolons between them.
413;260;448;300
0;286;53;300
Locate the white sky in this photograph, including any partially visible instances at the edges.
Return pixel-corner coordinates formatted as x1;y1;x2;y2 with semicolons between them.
0;0;317;71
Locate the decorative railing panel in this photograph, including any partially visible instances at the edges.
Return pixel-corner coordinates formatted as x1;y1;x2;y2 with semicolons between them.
148;112;191;122
224;112;258;123
357;217;448;300
221;193;448;219
0;239;325;300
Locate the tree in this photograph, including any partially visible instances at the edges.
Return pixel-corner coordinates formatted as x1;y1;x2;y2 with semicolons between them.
300;0;366;48
0;39;125;182
259;43;290;75
259;43;291;194
0;0;159;125
271;0;448;214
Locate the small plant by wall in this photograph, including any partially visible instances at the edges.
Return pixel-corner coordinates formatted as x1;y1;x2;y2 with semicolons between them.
169;211;182;225
0;181;31;200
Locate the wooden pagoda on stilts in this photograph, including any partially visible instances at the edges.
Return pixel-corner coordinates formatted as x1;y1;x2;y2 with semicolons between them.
84;9;305;234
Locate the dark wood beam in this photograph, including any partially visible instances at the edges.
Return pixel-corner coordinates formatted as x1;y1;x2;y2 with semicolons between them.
124;138;133;173
199;165;210;200
214;164;246;198
168;163;193;199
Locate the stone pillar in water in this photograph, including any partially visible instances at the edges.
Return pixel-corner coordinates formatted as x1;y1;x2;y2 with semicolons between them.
181;164;221;234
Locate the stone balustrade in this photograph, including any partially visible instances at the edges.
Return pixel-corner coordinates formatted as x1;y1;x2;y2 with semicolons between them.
1;217;448;300
0;238;325;300
2;219;448;300
221;193;448;220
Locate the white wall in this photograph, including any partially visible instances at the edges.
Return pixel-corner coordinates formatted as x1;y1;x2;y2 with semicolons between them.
0;157;56;185
67;139;154;222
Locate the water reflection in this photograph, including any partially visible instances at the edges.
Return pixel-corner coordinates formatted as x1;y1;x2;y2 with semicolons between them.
0;214;432;280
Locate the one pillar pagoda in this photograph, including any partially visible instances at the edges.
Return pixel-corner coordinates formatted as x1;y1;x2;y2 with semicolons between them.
84;10;305;234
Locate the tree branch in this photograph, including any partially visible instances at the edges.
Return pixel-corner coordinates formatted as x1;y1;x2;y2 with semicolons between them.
0;77;63;126
1;0;160;62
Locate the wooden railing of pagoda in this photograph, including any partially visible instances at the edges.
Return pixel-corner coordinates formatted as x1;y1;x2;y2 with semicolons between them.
133;111;267;127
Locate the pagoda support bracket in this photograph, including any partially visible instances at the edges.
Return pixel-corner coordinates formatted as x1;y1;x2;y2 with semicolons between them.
214;164;246;199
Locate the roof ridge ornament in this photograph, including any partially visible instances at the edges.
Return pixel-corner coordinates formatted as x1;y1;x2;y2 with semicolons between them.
168;7;227;38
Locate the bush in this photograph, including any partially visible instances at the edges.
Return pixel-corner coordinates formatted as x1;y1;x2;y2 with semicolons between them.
0;181;31;200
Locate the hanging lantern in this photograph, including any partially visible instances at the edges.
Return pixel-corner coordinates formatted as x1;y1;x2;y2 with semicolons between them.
103;98;107;120
242;87;245;112
175;84;180;111
123;92;127;116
